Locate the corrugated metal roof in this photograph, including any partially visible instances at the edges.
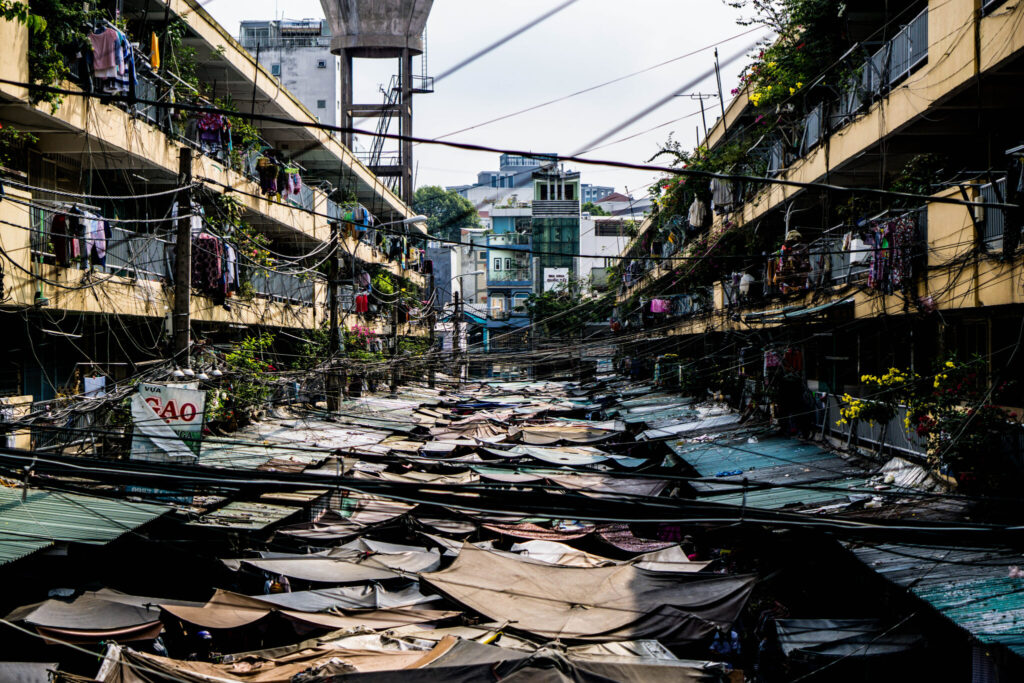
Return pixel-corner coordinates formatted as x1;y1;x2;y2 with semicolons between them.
669;437;840;477
0;487;169;566
851;544;1024;658
188;501;300;530
700;477;873;510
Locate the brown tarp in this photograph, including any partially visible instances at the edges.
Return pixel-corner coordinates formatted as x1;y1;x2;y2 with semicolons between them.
545;473;669;498
422;545;754;644
595;524;676;553
245;540;441;580
160;590;457;632
482;522;595;541
95;638;466;683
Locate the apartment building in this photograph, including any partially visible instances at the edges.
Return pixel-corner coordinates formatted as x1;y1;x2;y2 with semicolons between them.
0;0;427;402
616;0;1023;420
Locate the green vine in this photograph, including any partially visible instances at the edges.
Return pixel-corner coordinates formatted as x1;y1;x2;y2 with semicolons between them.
0;123;36;169
26;0;98;111
164;19;201;97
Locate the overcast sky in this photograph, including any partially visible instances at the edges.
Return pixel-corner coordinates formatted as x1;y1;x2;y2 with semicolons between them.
207;1;767;198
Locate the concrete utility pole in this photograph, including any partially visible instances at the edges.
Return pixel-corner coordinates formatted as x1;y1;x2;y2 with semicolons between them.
389;295;400;394
327;220;342;411
173;148;193;368
428;268;436;389
453;290;462;383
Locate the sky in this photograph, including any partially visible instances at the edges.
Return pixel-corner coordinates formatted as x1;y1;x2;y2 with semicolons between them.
207;0;768;199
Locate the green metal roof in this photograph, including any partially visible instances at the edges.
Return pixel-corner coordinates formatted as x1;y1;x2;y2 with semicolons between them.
0;486;169;566
852;544;1024;659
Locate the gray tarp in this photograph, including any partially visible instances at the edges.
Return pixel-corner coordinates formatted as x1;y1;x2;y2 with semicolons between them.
159;590;456;632
422;545;755;644
224;540;439;582
775;619;925;657
0;663;60;683
255;584;440;611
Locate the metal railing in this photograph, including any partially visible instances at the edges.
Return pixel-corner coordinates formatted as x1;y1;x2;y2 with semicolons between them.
801;103;825;154
487;233;531;247
251;270;315;305
488;268;532;283
818;394;928;458
980;178;1008;249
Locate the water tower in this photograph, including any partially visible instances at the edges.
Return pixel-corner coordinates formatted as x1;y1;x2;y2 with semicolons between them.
320;0;435;205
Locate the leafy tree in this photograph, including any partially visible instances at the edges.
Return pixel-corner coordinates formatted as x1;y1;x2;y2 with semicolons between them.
526;277;613;337
582;201;609;216
24;0;97;111
412;186;482;243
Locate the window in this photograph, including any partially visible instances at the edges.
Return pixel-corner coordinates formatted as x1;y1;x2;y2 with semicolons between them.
493;258;502;271
317;59;327;69
490;294;506;313
504;258;513;270
478;252;487;262
271;63;281;76
595;221;625;237
565;184;575;200
513;293;529;312
490;175;497;188
316;99;327;109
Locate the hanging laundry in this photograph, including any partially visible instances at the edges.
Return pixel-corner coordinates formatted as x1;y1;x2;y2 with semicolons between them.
224;243;239;292
89;27;120;74
687;198;709;230
83;213;109;268
257;157;279;196
192;234;224;294
709;178;735;213
52;214;74;267
650;299;670;314
197;113;231;150
150;32;160;71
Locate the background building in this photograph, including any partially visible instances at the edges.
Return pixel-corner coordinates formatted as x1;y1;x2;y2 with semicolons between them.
239;19;340;128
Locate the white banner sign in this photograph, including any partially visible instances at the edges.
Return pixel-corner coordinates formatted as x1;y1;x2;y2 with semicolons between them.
543;267;569;292
130;383;206;463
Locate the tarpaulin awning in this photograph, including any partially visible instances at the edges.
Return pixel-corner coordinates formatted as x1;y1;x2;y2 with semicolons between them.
255;584;440;612
483;522;596;541
159;590;456;632
422;544;755;644
596;524;677;553
224;540;440;583
545;473;669;498
776;618;924;657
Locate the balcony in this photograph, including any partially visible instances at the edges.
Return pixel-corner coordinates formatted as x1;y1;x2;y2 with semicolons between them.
786;8;930;166
532;200;579;217
487;233;531;248
29;205;315;307
488;268;532;285
980;178;1009;251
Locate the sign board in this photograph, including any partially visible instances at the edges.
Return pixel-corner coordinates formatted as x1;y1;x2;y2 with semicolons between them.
130;383;206;463
543;267;569;292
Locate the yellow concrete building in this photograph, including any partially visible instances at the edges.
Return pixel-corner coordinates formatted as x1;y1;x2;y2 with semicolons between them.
616;0;1023;401
0;1;429;401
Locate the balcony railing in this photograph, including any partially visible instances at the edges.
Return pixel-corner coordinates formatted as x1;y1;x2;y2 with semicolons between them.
487;233;531;247
251;270;315;305
980;178;1008;250
489;268;532;283
788;8;929;168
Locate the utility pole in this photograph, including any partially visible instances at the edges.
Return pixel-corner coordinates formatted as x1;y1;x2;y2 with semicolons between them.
453;290;462;383
327;220;342;411
173;148;193;368
714;49;727;123
428;269;436;389
389;295;399;394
